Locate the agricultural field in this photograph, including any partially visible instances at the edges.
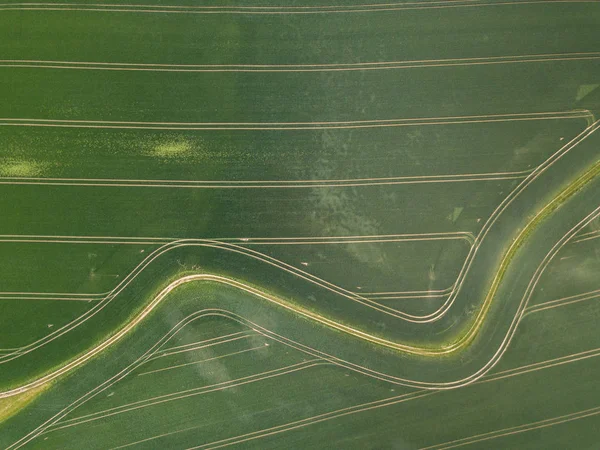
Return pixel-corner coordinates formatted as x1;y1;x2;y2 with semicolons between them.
1;0;600;448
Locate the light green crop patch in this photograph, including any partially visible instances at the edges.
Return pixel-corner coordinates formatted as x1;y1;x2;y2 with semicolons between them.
0;382;50;424
152;140;193;159
0;160;45;177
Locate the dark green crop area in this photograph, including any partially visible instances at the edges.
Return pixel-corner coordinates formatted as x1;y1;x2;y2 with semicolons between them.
1;1;600;449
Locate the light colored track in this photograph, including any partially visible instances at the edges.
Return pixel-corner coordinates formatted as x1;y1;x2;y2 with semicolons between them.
358;285;454;296
150;330;251;356
0;232;476;245
0;110;591;131
143;333;256;363
1;1;598;445
1;52;599;73
574;227;600;239
0;231;471;363
0;295;99;302
137;345;266;377
420;406;600;449
46;361;323;433
0;170;530;189
0;291;106;302
523;288;600;316
0;0;596;14
571;229;600;243
180;392;434;450
480;345;600;385
361;285;454;300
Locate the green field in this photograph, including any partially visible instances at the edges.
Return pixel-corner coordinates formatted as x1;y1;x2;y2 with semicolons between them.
1;0;600;448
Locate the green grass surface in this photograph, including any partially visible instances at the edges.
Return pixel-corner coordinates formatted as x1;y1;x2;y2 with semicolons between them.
1;0;600;448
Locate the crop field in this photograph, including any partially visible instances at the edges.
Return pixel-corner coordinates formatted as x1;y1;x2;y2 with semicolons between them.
1;0;600;448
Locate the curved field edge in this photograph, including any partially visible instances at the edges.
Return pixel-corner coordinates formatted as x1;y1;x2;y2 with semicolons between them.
1;137;599;410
